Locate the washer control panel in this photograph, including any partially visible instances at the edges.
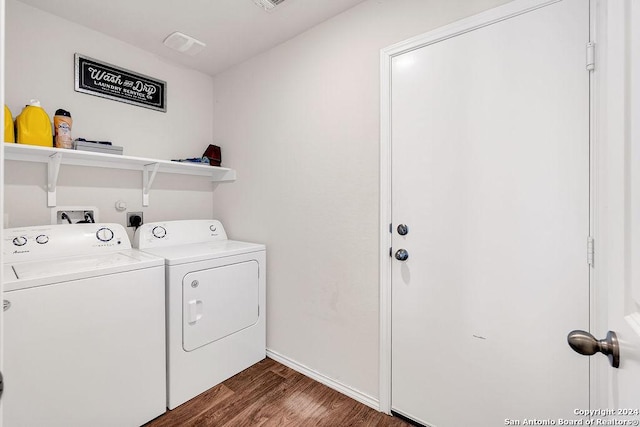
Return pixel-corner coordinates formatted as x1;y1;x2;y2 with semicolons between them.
3;223;131;263
134;220;228;249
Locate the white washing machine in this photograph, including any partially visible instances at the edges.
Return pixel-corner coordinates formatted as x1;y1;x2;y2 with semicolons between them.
133;219;266;410
3;223;166;427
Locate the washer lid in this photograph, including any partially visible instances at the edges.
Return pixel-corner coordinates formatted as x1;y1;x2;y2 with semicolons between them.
3;266;18;282
139;240;265;266
5;250;163;292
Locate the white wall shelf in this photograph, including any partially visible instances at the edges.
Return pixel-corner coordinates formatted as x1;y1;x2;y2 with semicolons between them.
4;143;236;207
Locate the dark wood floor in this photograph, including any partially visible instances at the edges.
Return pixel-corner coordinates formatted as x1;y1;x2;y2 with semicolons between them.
144;357;411;427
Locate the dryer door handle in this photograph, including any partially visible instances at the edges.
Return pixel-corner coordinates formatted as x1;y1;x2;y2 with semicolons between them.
187;300;203;325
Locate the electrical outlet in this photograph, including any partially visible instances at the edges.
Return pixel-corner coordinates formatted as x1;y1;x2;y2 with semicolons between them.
127;212;143;228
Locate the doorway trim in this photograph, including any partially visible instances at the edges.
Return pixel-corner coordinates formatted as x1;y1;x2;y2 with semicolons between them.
0;0;5;423
379;0;593;414
589;0;640;409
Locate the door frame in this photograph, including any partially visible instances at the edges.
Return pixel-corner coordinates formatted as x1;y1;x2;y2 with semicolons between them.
378;0;619;414
1;0;5;422
589;0;640;407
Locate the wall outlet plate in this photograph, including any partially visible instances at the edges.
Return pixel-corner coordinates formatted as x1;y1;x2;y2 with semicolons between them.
127;212;143;227
51;206;99;224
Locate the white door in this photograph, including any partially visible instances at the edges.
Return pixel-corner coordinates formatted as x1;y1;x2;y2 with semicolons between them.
389;1;590;425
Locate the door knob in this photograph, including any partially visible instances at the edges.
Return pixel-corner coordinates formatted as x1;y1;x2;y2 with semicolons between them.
395;249;409;261
397;224;409;236
567;330;619;368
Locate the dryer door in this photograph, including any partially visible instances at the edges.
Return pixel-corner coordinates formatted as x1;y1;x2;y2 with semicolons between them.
182;260;259;351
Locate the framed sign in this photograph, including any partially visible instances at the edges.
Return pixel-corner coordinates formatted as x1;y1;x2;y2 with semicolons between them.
74;54;167;112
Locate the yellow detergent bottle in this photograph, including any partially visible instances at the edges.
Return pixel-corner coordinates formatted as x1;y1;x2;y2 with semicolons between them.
4;104;15;142
16;99;53;147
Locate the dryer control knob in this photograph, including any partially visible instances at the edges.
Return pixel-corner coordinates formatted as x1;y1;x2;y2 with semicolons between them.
35;234;49;244
152;226;167;238
209;225;217;232
12;236;27;246
96;227;114;242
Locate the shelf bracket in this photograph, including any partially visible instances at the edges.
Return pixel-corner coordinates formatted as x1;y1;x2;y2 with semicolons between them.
47;152;62;207
142;163;160;207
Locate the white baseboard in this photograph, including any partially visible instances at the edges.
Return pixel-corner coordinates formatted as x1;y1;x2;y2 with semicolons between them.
265;348;380;411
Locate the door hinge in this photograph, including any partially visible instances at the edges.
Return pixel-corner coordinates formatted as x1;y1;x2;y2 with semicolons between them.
587;236;595;266
389;223;392;233
586;42;595;71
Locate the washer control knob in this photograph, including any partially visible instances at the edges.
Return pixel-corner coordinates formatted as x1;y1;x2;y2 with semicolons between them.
12;236;27;246
35;234;49;244
209;225;217;232
152;226;167;238
96;227;114;242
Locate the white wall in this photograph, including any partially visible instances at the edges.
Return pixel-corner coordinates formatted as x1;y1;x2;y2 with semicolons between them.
210;0;511;402
4;0;217;233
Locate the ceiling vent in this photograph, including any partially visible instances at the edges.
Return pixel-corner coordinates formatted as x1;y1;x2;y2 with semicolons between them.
163;32;206;56
253;0;286;11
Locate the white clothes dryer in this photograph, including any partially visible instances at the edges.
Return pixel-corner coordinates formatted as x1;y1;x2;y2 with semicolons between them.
133;219;266;410
2;223;166;427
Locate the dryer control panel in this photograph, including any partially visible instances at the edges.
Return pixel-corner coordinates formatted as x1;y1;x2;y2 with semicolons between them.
134;220;228;249
3;223;131;263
